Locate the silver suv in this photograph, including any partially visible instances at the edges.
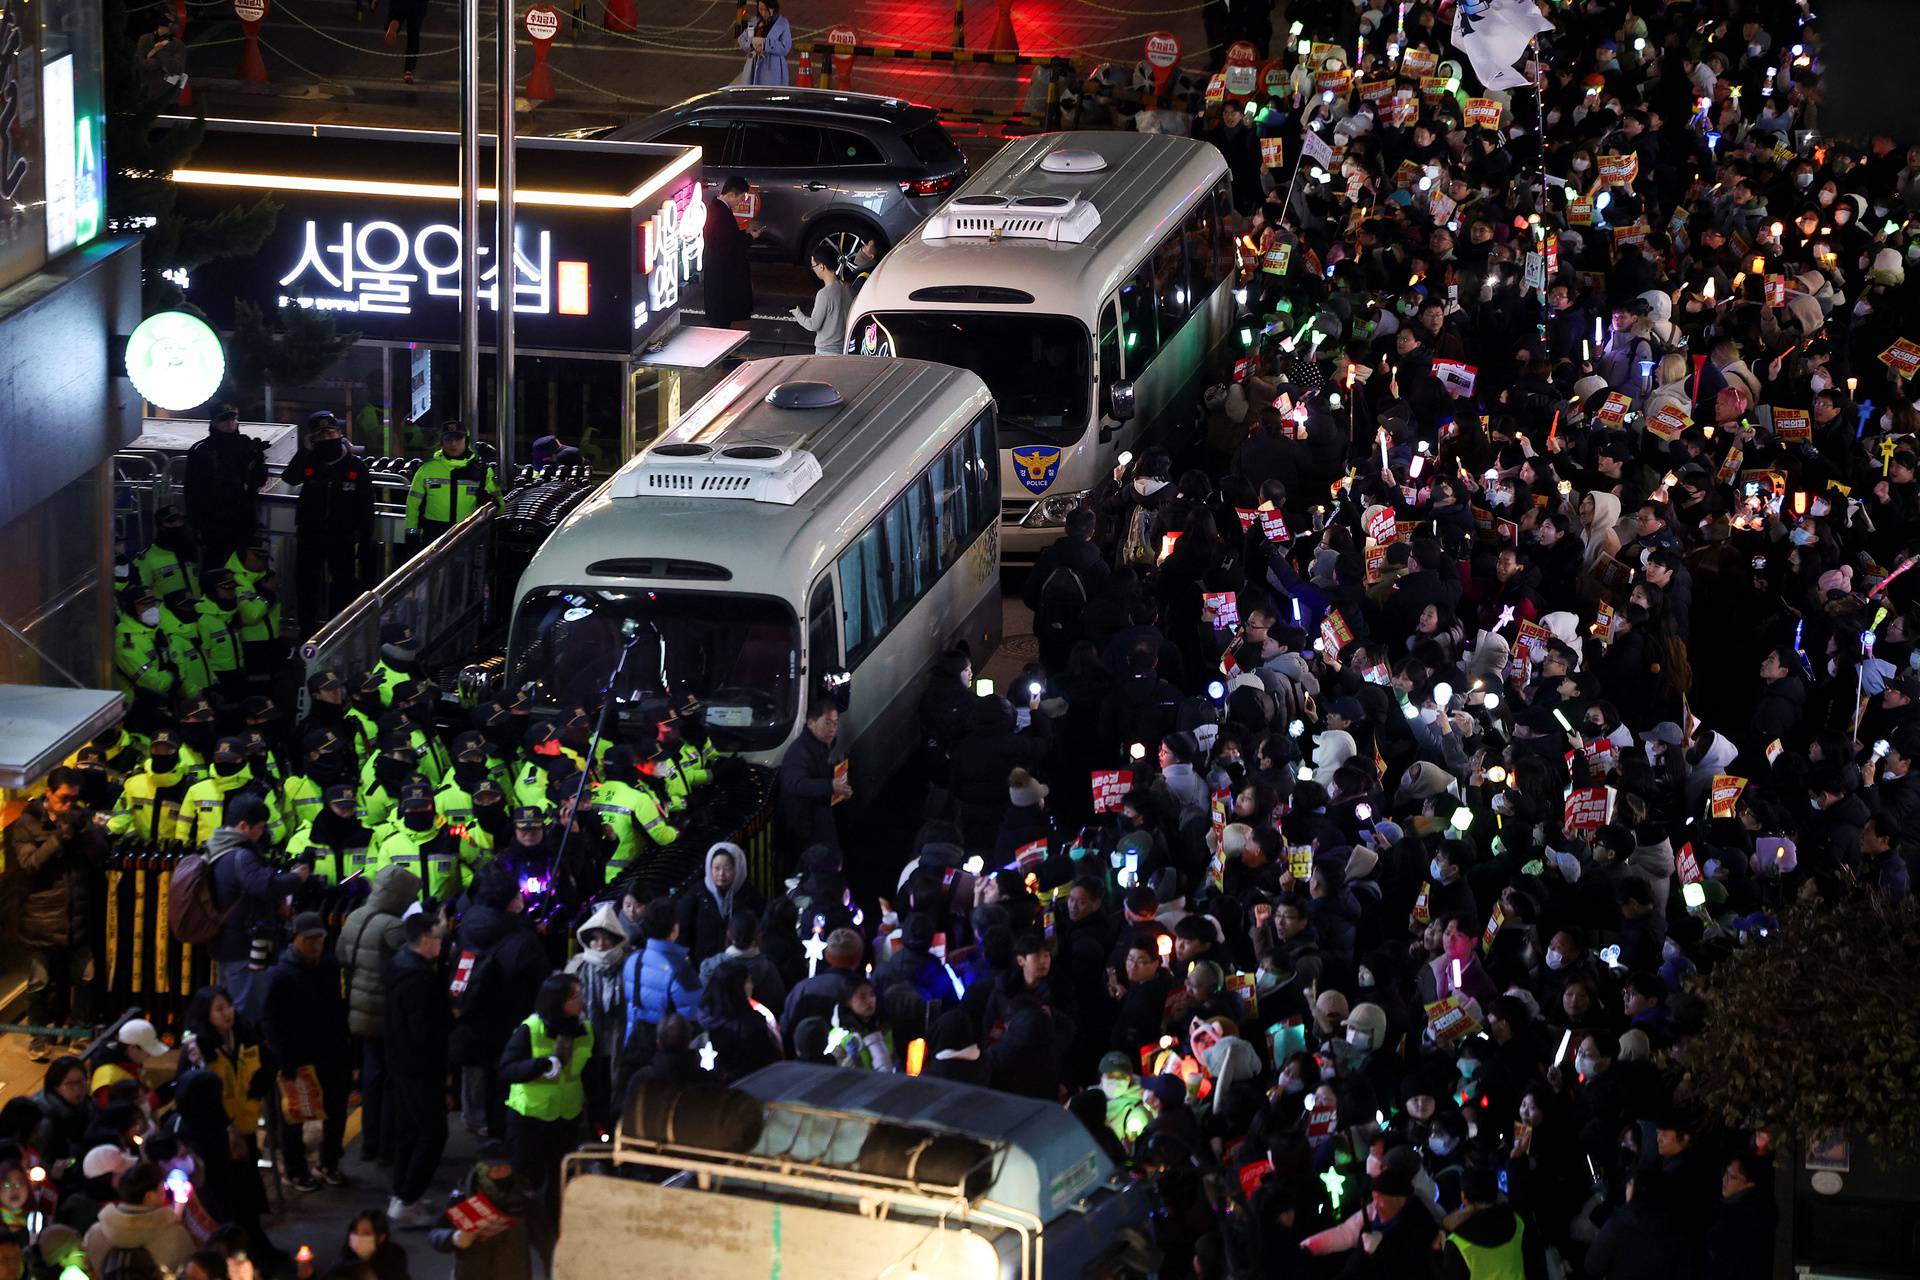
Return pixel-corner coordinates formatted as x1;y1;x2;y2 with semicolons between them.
612;87;967;279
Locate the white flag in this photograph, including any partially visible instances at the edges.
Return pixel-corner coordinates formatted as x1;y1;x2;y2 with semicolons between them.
1451;0;1550;91
1299;128;1333;169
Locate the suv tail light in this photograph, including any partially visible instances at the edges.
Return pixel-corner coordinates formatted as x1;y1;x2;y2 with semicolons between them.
900;173;959;198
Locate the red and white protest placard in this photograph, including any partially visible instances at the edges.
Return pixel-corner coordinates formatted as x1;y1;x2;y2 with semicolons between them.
1358;77;1395;103
1092;770;1134;814
831;758;849;805
445;1193;515;1241
1764;274;1787;307
1234;506;1258;533
1011;839;1048;872
1709;774;1748;819
1203;591;1240;629
1260;510;1291;543
1676;842;1703;885
1580;736;1618;773
1306;1105;1340;1138
1562;786;1613;834
1260;136;1284;169
720;186;761;228
1480;901;1506;952
1773;407;1811;443
1318;608;1353;655
1402;47;1438;77
1237;1157;1273;1198
1432;359;1478;397
1143;31;1181;96
1592;601;1620;644
1366;506;1398;545
1314;66;1353;96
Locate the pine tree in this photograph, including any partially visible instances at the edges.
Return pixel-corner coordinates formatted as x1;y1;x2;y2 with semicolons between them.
227;301;360;406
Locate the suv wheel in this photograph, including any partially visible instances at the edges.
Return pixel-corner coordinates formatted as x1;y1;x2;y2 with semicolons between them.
808;222;884;282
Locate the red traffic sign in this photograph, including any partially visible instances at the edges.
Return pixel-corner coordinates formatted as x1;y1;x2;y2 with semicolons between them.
1144;31;1180;70
525;4;560;41
233;0;265;19
1224;39;1258;66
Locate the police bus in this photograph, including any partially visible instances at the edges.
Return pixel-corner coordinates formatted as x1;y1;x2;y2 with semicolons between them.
505;355;1000;792
846;130;1236;560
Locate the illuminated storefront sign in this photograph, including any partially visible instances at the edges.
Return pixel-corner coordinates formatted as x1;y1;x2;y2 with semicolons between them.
170;125;702;356
126;310;227;411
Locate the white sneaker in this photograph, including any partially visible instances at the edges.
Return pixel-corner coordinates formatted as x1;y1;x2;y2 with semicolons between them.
386;1196;407;1221
390;1199;433;1229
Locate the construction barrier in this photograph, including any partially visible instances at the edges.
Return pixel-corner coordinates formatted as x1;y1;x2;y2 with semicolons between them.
789;40;1065;66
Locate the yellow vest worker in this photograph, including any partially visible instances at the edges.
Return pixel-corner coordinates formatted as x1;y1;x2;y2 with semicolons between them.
504;1001;593;1124
134;510;200;602
114;590;176;705
180;738;262;848
108;732;199;844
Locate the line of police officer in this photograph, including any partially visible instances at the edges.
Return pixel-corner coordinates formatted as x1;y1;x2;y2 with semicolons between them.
85;623;718;914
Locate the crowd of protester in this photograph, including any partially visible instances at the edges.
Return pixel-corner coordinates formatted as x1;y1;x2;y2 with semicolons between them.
11;0;1920;1276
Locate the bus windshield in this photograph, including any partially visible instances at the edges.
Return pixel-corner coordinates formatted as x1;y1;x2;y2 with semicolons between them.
856;312;1088;445
509;587;800;753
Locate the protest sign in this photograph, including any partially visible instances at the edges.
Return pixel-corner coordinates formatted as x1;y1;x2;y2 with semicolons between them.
1092;770;1134;814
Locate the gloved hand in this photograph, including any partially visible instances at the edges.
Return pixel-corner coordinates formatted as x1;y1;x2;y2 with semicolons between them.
542;1056;563;1080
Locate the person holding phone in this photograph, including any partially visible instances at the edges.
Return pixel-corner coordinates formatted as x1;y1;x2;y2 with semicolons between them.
734;0;790;86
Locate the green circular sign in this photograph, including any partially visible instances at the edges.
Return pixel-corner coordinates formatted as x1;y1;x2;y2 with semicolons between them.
126;310;226;412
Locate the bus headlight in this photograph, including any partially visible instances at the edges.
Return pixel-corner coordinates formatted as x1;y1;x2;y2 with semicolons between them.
1023;489;1092;526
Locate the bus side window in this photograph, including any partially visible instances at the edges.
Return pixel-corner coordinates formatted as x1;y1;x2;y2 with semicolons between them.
838;523;887;666
1187;196;1220;299
884;479;933;625
929;444;966;571
1098;299;1124;404
970;410;998;525
1152;226;1191;338
1214;180;1236;281
1117;262;1158;372
807;576;840;673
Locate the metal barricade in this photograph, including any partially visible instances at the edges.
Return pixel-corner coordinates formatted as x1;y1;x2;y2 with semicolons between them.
298;505;496;697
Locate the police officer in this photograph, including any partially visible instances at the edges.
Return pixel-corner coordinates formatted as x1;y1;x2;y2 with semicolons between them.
374;782;470;902
463;779;512;862
435;733;491;834
390;681;452;783
181;736;266;848
87;723;150;778
405;421;500;544
505;805;555;879
158;590;215;703
283;411;375;631
107;730;197;843
372;623;422;709
591;745;679;884
284;727;354;848
298;670;366;757
286;783;374;884
514;722;573;814
134;508;201;602
227;538;284;683
194;570;247;703
114;586;176;717
237;731;290;846
363;731;426;833
346;670;387;751
177;696;219;773
184;404;269;570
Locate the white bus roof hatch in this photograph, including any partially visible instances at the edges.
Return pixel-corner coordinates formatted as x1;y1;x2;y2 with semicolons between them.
921;192;1102;244
608;441;824;505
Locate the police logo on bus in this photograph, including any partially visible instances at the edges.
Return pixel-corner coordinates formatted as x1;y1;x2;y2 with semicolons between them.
1010;446;1062;496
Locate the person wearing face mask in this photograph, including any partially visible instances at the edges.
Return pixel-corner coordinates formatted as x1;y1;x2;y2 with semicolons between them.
113;587;178;717
287;784;376;882
462;780;512;861
435;733;495;845
157;594;217;704
108;730;199;843
282;411;375;631
337;1211;408;1280
363;733;426;833
371;623;422;709
180;738;265;850
134;508;202;603
563;905;634;1130
190;569;246;702
297;670;362;755
372;784;472;903
234;731;290;847
334;862;421;1172
281;727;352;849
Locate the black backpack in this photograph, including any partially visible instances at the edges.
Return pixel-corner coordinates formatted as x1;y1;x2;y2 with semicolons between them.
1033;564;1089;654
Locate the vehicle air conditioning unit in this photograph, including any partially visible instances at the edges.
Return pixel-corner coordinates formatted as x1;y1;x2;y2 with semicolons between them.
921;192;1102;244
609;440;824;506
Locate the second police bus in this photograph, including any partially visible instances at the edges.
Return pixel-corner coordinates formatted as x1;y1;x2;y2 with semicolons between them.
846;130;1237;560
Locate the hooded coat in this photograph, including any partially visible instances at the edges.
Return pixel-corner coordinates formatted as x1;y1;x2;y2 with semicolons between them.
4;796;107;948
676;842;762;966
564;902;631;1062
948;697;1052;850
83;1201;197;1278
1582;491;1624;566
1312;730;1357;786
336;864;422;1038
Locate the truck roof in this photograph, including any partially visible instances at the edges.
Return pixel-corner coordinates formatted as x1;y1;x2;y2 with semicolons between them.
734;1063;1114;1223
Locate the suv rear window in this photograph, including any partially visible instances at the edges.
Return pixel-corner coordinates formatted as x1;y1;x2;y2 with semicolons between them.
902;122;964;169
735;120;824;167
820;129;883;165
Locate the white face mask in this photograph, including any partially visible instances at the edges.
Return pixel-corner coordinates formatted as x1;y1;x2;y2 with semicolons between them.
1346;1028;1372;1051
1795;172;1814;189
138;606;161;626
1809;373;1830;392
348;1235;378;1261
1817;190;1834;206
1428;1134;1457;1155
1570;157;1590;172
1365;1152;1385;1178
1574;1054;1598;1076
1544;947;1568;970
1099;1076;1127;1099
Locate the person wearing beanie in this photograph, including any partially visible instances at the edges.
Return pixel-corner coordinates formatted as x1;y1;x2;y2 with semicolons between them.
994;767;1055;867
921;1008;988;1086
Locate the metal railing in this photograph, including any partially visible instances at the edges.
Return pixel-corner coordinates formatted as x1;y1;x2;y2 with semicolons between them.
298;505;496;694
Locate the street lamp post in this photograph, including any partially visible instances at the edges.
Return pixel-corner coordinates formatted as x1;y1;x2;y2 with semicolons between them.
494;0;518;487
460;0;481;468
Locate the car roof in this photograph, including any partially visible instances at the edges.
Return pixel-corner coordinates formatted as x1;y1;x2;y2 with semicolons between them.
655;86;935;129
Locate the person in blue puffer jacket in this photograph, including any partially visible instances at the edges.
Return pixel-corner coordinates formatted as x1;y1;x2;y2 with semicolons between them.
619;898;701;1057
